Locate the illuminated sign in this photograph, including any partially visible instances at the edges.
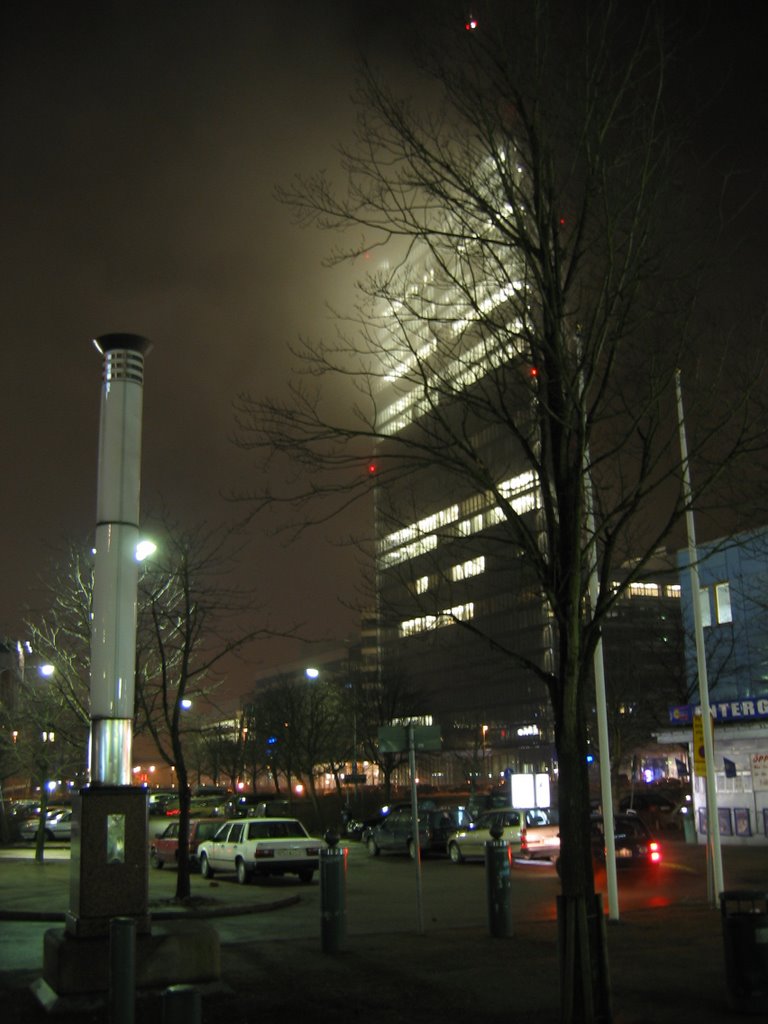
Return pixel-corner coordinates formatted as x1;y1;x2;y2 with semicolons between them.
669;699;768;725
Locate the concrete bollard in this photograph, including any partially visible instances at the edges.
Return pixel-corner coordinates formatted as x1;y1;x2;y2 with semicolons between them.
320;831;348;953
109;916;136;1024
162;984;201;1024
485;824;513;938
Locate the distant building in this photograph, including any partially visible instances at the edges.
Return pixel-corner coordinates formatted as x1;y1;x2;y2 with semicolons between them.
368;227;685;788
599;563;686;777
657;528;768;844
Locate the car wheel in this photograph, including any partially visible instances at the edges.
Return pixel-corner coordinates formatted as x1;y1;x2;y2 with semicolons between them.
200;853;214;879
150;852;163;869
298;869;314;884
448;842;464;864
367;836;380;857
236;858;249;885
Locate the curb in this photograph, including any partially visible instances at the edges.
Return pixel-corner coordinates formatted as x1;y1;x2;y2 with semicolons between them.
0;894;302;923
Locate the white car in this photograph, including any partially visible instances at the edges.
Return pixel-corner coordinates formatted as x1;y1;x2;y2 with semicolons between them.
197;817;322;885
19;807;73;841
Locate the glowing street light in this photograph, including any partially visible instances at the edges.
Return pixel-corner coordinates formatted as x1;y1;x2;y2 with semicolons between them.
135;538;157;562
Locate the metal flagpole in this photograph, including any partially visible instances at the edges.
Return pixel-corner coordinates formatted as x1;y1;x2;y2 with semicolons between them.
579;330;618;918
674;369;724;905
585;492;619;920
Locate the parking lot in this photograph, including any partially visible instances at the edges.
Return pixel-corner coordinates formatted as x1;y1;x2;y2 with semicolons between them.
1;838;767;1024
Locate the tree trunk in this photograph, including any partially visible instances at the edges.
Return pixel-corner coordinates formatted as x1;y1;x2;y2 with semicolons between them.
556;650;611;1023
34;781;49;864
174;759;192;901
557;893;611;1024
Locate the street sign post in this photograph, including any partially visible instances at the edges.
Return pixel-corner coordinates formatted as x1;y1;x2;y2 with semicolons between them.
377;721;442;934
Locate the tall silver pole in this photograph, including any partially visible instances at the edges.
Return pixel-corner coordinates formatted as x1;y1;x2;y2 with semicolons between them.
579;334;618;917
408;723;425;934
90;333;151;785
585;497;619;919
674;369;724;904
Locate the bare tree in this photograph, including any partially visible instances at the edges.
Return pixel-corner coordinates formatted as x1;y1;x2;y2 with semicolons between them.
354;664;425;802
1;663;86;861
136;519;269;900
247;673;351;826
233;7;766;1019
24;540;95;737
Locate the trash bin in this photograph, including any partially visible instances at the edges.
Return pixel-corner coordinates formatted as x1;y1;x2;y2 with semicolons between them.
720;890;768;1014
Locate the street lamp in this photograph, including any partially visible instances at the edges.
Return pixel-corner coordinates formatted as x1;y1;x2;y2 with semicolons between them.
135;538;157;562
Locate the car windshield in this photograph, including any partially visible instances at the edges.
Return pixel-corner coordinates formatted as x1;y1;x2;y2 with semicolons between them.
526;809;554;826
247;820;308;840
615;818;649;839
195;822;223;841
476;810;513;829
592;816;648;839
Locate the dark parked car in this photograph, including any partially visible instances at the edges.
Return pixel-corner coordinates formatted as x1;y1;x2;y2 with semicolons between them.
591;813;662;868
223;794;291;819
150;817;227;870
147;790;178;816
367;805;473;859
344;802;413;843
619;791;691;832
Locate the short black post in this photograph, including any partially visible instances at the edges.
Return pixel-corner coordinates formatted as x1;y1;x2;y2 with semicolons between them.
320;830;348;953
485;823;513;938
109;916;136;1024
162;985;201;1024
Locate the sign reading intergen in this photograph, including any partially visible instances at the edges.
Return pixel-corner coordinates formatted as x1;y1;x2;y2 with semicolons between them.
669;699;768;725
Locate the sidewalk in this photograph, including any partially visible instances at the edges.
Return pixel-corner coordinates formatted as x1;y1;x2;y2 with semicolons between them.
1;842;766;1023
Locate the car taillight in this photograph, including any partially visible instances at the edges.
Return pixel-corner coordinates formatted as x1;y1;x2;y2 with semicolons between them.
520;827;528;851
649;841;661;863
253;849;275;859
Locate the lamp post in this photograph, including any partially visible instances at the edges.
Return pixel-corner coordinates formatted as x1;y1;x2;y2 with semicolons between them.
66;333;153;939
89;333;151;784
675;370;724;905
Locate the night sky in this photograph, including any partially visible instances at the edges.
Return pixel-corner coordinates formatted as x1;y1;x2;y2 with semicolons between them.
2;2;766;697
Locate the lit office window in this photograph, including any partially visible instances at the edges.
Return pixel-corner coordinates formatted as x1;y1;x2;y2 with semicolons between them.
715;582;732;624
628;583;660;598
399;602;474;637
665;585;681;599
451;557;485;581
699;588;712;628
415;576;429;595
